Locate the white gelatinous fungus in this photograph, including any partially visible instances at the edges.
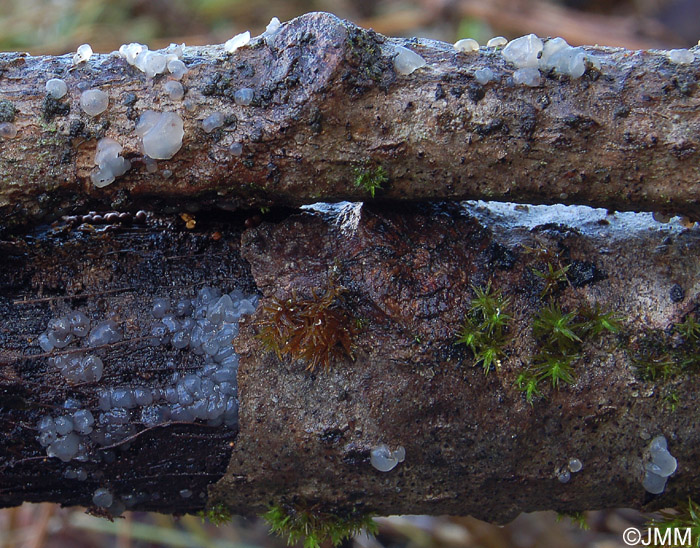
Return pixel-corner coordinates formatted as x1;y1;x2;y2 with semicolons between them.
667;48;695;65
642;435;677;494
233;88;254;106
0;122;17;139
392;45;427;75
513;67;542;87
93;488;113;508
539;37;588;78
229;142;243;156
263;17;282;47
167;59;188;80
72;43;93;65
80;89;109;116
91;137;131;188
136;110;184;160
164;80;185;101
486;36;507;48
474;68;494;85
202;112;225;133
502;34;543;68
118;42;180;78
568;457;583;473
225;31;251;53
454;38;479;53
370;443;406;472
45;78;68;99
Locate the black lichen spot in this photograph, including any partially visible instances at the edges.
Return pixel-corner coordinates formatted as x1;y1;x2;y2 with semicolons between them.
122;93;137;107
562;114;599;132
614;106;630;118
69;119;86;138
467;83;485;103
435;83;445;100
488;242;518;270
342;26;393;96
449;86;464;98
670;284;685;303
474;118;506;137
42;95;70;122
308;107;322;134
0;100;17;123
519;108;537;138
566;260;606;288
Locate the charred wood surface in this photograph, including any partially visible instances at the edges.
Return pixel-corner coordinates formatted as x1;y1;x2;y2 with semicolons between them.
0;12;699;233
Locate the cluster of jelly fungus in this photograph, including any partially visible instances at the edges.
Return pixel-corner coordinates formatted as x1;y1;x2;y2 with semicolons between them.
353;165;388;199
257;285;356;372
262;503;377;548
197;503;233;526
455;281;512;373
629;310;700;383
515;302;623;404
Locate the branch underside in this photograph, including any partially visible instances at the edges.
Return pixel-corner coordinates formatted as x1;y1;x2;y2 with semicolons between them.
1;202;698;521
0;11;699;233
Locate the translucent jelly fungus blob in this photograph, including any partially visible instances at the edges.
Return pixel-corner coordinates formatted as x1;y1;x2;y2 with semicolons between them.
557;469;571;483
392;45;427;75
668;49;695;65
202;112;225;133
0;122;17;139
136;110;184;160
80;89;109;116
370;444;406;472
568;457;583;473
454;38;479;53
539;37;587;78
225;31;251;53
93;488;113;508
91;137;131;188
73;44;93;65
234;88;254;106
45;78;68;99
229;142;243;156
487;36;507;48
513;67;541;87
263;17;282;47
502;34;543;69
474;68;494;85
642;435;677;494
35;287;257;464
164;80;185;101
167;59;188;80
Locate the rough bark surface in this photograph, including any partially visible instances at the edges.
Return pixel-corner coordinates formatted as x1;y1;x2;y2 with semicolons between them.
0;12;699;232
1;203;699;521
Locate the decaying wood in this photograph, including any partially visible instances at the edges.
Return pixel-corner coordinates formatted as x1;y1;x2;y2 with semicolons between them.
0;11;699;233
1;203;699;521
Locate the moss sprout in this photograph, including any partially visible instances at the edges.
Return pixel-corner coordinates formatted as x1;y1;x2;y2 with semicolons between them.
257;285;355;371
516;301;623;404
197;503;233;526
557;511;590;530
353;165;388;198
456;282;512;373
532;262;571;297
262;503;377;548
646;498;700;544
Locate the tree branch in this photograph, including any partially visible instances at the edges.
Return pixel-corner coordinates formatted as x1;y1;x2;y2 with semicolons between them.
1;203;699;521
0;11;699;233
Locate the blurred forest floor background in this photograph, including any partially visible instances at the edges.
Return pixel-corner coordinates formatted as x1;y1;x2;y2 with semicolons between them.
1;0;697;546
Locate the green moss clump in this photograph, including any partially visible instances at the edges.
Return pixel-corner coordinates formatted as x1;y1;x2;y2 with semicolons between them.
646;498;700;542
197;503;233;526
353;166;388;198
516;302;623;404
262;504;377;548
456;282;512;373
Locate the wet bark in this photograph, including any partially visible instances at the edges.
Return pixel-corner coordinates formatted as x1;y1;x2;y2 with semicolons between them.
1;203;699;521
1;11;700;234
